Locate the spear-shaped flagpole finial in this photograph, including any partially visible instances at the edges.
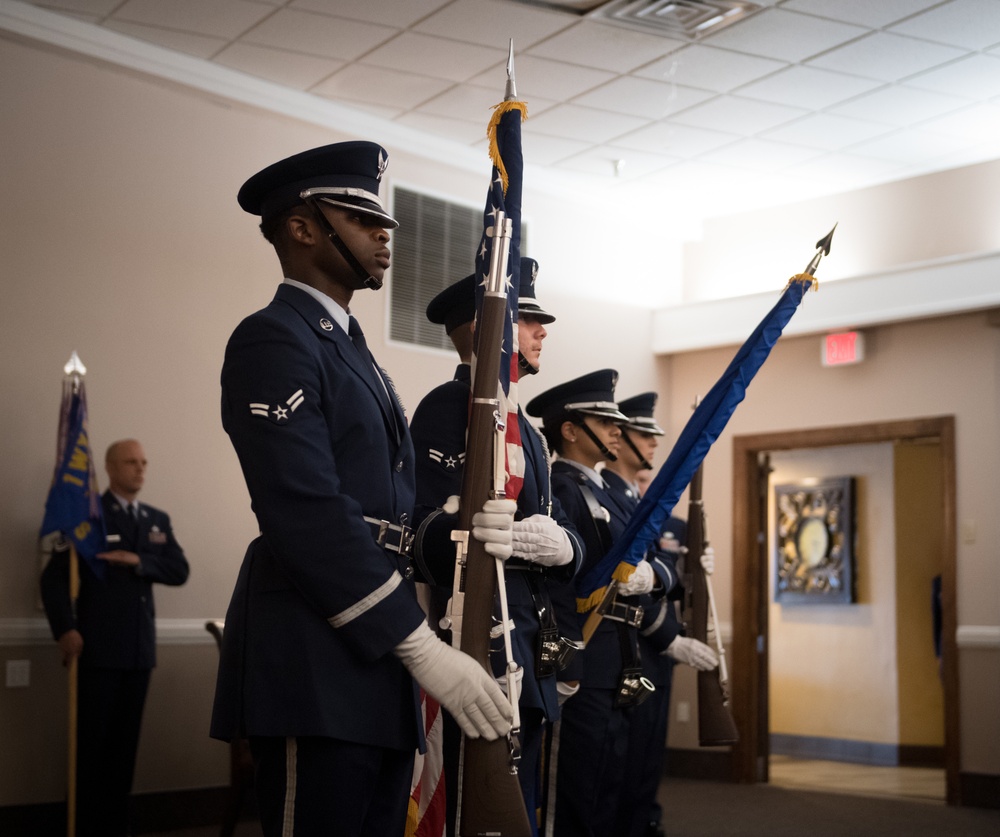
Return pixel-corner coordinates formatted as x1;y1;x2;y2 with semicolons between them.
505;38;516;101
803;223;838;276
63;351;87;378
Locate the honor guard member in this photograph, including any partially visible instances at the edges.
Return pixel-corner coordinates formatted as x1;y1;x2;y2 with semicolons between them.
410;258;584;836
210;141;512;837
40;439;190;837
603;394;717;837
526;370;653;837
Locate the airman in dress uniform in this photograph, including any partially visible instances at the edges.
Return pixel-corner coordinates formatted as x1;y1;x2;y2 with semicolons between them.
526;369;656;837
209;141;511;837
410;258;583;835
603;393;717;837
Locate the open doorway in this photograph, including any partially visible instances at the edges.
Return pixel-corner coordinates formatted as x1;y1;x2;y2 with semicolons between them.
730;417;959;804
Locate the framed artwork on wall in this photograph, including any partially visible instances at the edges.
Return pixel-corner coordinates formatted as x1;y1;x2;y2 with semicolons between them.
774;476;855;604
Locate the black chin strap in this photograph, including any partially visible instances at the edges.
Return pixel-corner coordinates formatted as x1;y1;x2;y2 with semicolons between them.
305;198;382;290
518;352;539;376
621;429;653;471
576;417;617;462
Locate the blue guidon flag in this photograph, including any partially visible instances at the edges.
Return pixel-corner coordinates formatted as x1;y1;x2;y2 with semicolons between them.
577;274;821;613
472;68;527;502
40;376;107;578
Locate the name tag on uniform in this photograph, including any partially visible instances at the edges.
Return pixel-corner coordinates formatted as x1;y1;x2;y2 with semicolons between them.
149;527;167;545
107;534;122;544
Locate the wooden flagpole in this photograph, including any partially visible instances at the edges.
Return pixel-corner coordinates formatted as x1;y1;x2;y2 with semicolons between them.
67;543;79;837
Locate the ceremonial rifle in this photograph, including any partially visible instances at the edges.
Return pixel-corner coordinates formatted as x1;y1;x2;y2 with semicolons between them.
450;209;532;837
681;463;739;746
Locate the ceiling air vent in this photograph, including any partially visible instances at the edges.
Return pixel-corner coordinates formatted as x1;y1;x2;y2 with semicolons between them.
514;1;762;39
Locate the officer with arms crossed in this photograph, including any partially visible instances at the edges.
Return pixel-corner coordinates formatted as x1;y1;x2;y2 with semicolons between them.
210;141;511;837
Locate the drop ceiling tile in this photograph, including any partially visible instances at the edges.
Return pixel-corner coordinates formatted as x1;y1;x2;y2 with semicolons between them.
113;0;273;39
310;64;456;111
698;137;825;171
704;7;868;63
361;32;508;83
614;121;741;157
102;20;226;59
417;84;558;123
468;54;615;101
735;65;884;110
762;112;893;150
530;19;685;74
521;132;592;166
290;0;452;28
781;0;942;28
918;101;1000;139
829;84;971;126
847;128;976;164
671;96;809;135
522;103;648;143
392;111;491;145
572;77;713;119
635;44;787;93
414;0;572;49
904;54;1000;99
33;0;120;15
554;145;677;179
889;0;1000;50
241;8;397;62
807;32;967;81
215;42;344;90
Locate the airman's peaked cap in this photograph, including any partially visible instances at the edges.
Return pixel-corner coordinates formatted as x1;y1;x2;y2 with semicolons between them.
237;140;398;228
426;273;476;334
616;392;665;436
518;257;555;324
526;368;627;425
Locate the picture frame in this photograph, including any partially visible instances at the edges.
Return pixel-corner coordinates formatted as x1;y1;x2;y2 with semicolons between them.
774;476;855;604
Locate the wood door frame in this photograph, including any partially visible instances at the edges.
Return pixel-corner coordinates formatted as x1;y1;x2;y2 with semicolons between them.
730;416;959;804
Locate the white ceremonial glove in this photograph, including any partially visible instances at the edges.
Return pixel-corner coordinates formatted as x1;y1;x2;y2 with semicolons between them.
700;545;715;576
443;494;461;515
617;560;655;596
395;622;513;740
471;498;517;560
665;636;719;671
511;514;574;567
556;680;580;706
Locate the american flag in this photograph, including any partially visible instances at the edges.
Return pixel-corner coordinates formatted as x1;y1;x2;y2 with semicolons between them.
473;94;527;502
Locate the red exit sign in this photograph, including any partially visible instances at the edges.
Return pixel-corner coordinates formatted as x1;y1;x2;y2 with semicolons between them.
823;331;865;366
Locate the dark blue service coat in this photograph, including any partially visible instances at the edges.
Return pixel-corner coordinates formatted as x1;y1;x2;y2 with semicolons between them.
210;283;426;752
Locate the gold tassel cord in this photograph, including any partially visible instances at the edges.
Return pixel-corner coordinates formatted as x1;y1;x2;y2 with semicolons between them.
576;562;637;613
784;273;820;292
487;100;528;195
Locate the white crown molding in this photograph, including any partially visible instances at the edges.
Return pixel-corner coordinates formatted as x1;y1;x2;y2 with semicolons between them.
653;249;1000;354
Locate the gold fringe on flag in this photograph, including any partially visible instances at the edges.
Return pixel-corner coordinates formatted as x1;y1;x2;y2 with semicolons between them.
575;561;638;613
487;100;528;195
784;273;819;292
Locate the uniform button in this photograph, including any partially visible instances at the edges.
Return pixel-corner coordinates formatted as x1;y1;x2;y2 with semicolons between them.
395;461;404;472
403;565;414;580
399;513;409;525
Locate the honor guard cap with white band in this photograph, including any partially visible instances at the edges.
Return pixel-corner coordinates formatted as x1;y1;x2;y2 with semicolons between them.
237;140;398;229
526;368;627;426
616;392;666;436
518;258;555;325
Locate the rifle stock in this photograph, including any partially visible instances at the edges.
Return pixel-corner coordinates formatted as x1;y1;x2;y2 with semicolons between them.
456;213;532;837
683;466;739;747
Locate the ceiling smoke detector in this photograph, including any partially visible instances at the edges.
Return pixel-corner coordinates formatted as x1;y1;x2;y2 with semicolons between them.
516;1;763;39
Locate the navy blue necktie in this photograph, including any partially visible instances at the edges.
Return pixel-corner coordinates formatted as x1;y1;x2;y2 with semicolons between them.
348;316;398;439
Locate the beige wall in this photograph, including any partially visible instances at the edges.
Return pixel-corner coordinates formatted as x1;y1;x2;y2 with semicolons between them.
0;34;659;806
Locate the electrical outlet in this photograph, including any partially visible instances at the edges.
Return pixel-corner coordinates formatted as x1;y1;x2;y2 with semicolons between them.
6;660;30;688
676;700;690;723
